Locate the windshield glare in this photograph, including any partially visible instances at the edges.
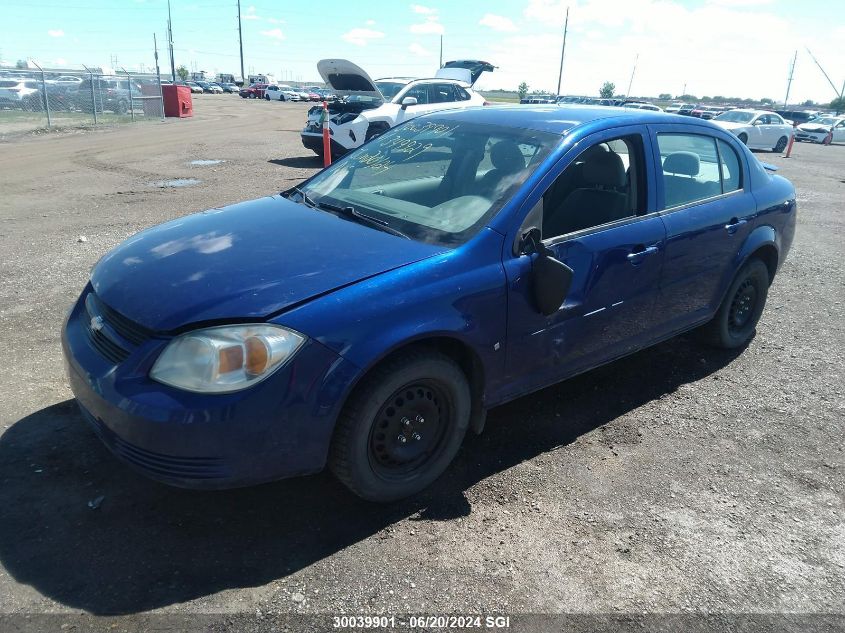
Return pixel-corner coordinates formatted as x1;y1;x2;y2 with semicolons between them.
814;117;836;126
716;111;755;123
301;118;559;246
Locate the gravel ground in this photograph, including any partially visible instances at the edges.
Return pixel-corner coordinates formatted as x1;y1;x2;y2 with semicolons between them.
0;97;842;631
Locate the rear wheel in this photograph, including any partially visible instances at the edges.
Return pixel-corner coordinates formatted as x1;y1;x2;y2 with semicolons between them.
773;136;788;152
737;133;748;145
700;258;769;349
329;349;471;502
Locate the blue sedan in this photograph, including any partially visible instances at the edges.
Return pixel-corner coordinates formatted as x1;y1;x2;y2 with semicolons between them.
62;106;797;501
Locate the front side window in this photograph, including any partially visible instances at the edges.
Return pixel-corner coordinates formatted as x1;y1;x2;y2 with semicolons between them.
542;136;646;239
402;85;430;104
657;133;735;208
300;118;559;246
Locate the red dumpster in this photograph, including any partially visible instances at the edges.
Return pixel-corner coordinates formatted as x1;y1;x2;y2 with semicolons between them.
162;84;193;118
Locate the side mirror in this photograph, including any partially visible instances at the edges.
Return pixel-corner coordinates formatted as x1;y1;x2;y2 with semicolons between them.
753;119;763;125
520;228;574;316
401;96;418;109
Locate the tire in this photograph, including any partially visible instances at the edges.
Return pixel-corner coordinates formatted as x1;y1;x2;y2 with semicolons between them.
249;93;256;99
265;94;270;100
737;133;748;145
700;258;769;349
329;349;471;502
115;100;127;115
773;136;788;152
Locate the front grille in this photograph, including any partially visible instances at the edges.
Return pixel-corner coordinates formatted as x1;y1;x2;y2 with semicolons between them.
82;291;153;363
82;407;229;480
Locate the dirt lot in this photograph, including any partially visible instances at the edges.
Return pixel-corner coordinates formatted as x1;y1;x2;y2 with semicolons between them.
0;96;842;631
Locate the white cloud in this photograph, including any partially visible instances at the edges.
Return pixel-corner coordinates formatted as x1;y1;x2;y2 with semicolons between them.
411;4;437;14
410;17;445;35
479;13;517;32
260;28;285;40
266;17;285;24
707;0;773;5
47;29;64;37
408;43;431;57
342;27;385;46
55;57;67;66
242;5;259;20
365;19;376;25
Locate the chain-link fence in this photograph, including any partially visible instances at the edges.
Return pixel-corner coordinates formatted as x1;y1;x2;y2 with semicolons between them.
0;66;164;136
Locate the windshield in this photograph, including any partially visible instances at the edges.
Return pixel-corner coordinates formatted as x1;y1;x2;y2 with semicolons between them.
716;111;755;123
300;117;559;246
376;81;406;100
812;117;836;126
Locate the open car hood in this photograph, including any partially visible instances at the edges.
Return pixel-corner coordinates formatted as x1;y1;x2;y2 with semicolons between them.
317;59;383;99
436;60;496;86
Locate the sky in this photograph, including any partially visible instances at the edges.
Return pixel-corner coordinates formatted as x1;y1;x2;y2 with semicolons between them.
2;0;844;104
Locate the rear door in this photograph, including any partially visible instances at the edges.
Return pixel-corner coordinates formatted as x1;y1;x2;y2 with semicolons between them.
647;124;754;335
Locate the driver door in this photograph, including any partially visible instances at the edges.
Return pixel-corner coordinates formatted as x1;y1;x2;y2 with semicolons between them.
501;129;666;399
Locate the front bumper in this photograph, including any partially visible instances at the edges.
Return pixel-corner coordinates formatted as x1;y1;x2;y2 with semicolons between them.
794;130;828;143
300;131;350;157
62;285;358;489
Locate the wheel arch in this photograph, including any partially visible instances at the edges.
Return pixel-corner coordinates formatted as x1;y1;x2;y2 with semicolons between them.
340;335;488;438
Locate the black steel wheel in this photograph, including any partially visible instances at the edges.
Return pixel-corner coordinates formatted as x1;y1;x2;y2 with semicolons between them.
700;258;769;349
329;349;471;502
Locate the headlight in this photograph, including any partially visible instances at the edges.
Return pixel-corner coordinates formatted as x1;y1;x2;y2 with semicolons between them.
150;324;305;393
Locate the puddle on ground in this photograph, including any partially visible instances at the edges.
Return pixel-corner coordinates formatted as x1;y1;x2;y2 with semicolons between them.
149;178;201;188
190;159;225;166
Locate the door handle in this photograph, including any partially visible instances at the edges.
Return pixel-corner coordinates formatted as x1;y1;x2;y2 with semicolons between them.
627;245;659;264
724;218;748;233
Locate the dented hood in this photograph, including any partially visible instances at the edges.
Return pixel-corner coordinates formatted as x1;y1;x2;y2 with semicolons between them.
317;59;383;99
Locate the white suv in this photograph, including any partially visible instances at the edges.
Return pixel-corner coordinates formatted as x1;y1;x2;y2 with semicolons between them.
300;59;493;156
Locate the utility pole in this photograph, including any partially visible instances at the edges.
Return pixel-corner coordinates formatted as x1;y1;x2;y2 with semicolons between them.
555;6;569;97
806;47;841;99
783;50;797;108
681;82;687;97
154;33;164;121
167;0;176;81
439;35;443;68
237;0;245;83
625;52;639;98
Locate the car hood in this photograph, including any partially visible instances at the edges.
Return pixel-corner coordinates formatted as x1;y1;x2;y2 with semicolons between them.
91;196;446;332
317;58;383;100
797;121;834;132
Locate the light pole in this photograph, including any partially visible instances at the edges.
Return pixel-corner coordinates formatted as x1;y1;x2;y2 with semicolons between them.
167;0;176;81
237;0;245;83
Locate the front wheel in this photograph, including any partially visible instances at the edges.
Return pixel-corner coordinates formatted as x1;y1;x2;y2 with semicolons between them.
737;133;748;145
329;349;471;502
773;136;788;152
700;258;769;349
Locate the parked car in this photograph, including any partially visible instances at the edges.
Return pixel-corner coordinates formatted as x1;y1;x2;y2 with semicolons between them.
264;84;299;101
623;102;664;112
185;81;204;94
774;110;819;125
239;83;268;99
520;94;556;104
713;109;793;151
0;78;42;109
74;78;142;114
207;82;225;94
677;104;696;116
220;83;240;94
691;105;723;119
793;115;845;144
301;58;493;156
315;88;336;102
62;106;796;502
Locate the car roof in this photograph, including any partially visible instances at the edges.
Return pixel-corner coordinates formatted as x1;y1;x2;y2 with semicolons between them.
428;104;718;135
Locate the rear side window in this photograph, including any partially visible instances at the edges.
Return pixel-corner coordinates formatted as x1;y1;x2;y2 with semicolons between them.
657;134;723;208
718;140;741;193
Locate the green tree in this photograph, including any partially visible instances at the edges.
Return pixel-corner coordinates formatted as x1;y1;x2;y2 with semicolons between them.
599;81;615;99
802;99;815;107
176;65;189;82
517;82;529;100
831;96;845;114
760;97;774;105
658;93;671;100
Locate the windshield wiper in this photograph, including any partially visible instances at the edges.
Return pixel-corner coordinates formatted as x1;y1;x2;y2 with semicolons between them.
315;200;411;240
283;186;317;208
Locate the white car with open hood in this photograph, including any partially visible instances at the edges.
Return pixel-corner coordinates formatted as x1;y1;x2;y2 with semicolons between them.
712;109;794;152
300;59;494;156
